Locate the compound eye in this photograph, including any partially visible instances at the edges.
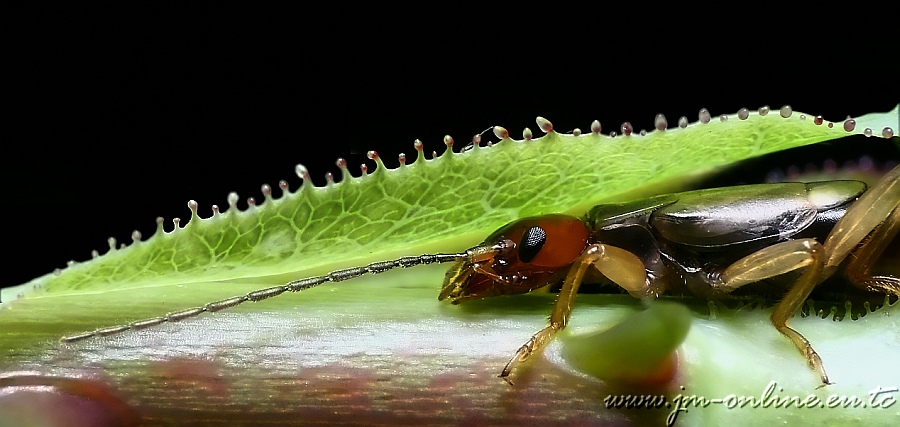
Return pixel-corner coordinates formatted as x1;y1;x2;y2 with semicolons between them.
518;226;547;263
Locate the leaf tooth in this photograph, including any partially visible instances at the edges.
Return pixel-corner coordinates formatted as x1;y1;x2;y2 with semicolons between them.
178;200;200;231
397;153;407;166
131;230;142;245
295;164;312;191
460;134;481;153
413;139;426;164
523;127;532;140
699;108;711;124
154;216;165;236
278;180;289;196
737;108;750;120
536;116;553;134
655;114;667;131
590;120;601;134
620;122;633;136
260;184;272;204
367;150;388;172
758;105;770;116
187;199;198;213
492;125;508;140
572;128;582;137
333;157;350;182
438;136;454;159
678;116;688;129
226;192;239;215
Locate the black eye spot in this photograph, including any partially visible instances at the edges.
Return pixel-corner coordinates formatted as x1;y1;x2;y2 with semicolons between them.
518;226;546;263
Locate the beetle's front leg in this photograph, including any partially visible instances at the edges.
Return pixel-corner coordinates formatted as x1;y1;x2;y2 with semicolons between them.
500;243;649;382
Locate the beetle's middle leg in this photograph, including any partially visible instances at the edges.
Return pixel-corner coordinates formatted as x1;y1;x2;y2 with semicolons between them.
500;243;649;381
711;238;831;385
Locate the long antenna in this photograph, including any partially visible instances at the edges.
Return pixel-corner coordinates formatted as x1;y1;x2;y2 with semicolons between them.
61;252;466;342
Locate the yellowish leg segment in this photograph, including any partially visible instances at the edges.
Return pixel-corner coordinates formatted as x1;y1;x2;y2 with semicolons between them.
499;244;648;381
718;239;830;385
839;204;900;295
822;162;900;277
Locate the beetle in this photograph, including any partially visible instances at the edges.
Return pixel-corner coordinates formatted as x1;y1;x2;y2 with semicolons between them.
63;161;900;387
439;162;900;386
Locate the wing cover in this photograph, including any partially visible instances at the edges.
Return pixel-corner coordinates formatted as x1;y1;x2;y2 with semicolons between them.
650;181;865;248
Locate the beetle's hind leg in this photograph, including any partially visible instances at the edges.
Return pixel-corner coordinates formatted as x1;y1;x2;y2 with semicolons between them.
824;164;900;296
838;205;900;295
821;162;900;289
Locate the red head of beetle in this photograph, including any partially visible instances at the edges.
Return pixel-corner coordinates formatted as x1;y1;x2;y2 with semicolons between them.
438;214;590;303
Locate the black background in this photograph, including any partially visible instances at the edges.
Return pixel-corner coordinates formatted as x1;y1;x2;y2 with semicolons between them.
4;6;897;289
